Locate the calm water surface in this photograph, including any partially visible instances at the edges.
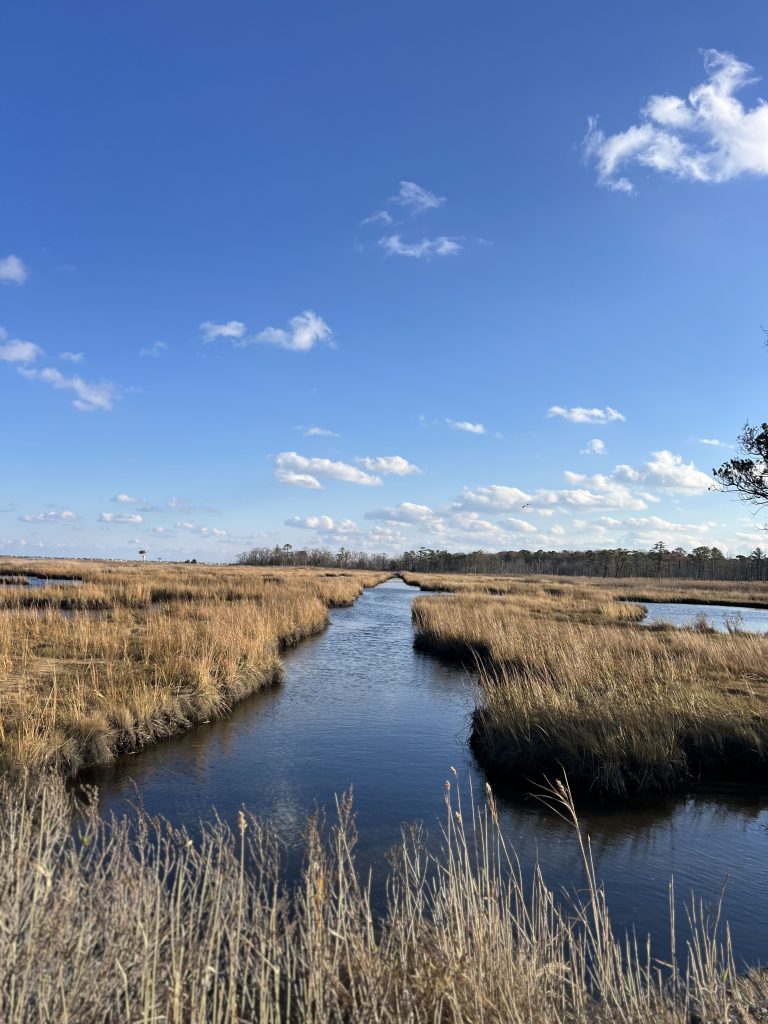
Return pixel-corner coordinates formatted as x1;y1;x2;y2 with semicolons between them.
641;600;768;633
86;580;768;966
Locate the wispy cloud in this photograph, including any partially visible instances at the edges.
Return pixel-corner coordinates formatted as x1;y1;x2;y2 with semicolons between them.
19;366;116;411
99;512;143;524
112;494;149;506
585;50;768;193
18;510;77;523
300;425;339;437
379;235;461;259
447;419;485;434
175;521;226;536
201;312;333;352
0;254;27;285
359;210;393;226
200;320;247;342
59;351;84;364
698;437;731;448
355;455;421;476
548;405;625;424
390;181;446;213
580;438;606;455
274;452;381;489
140;340;168;357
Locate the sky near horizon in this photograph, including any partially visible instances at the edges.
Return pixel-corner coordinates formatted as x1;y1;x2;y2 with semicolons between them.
2;1;768;562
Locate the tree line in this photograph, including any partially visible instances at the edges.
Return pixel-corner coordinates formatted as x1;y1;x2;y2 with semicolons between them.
236;542;768;581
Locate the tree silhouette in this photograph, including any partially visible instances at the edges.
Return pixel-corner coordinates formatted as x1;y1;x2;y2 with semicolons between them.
714;422;768;508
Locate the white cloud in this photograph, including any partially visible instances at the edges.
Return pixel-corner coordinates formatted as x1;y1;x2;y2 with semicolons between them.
59;351;84;364
274;452;381;489
99;512;143;524
548;405;625;424
0;255;27;285
581;438;606;455
453;485;532;512
175;521;226;536
113;494;146;505
643;449;713;493
360;210;393;226
390;180;446;213
585;50;768;192
257;310;333;352
356;455;421;476
447;419;486;434
200;320;247;343
365;502;439;525
0;336;42;363
285;515;358;533
140;341;168;357
18;366;116;411
380;235;461;258
698;437;731;448
301;426;339;437
18;511;77;523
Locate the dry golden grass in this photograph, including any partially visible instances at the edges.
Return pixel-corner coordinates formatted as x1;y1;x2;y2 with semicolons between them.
0;559;390;776
2;771;765;1023
406;573;768;795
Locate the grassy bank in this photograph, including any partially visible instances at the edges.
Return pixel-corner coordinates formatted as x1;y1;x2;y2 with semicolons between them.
406;573;768;795
2;771;764;1023
0;559;390;776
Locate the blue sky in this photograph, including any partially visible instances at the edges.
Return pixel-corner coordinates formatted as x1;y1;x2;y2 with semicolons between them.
2;1;768;560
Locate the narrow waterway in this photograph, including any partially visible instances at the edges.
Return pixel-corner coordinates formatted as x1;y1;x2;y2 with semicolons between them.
86;579;768;966
641;600;768;632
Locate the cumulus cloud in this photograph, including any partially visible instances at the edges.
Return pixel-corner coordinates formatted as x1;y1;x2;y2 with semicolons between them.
379;235;461;258
140;341;168;358
0;335;42;363
548;405;625;424
642;449;713;493
18;366;116;411
365;502;440;525
301;426;339;437
99;512;143;524
355;455;421;476
59;351;84;363
581;438;606;455
0;255;27;285
113;494;146;505
200;320;247;342
257;310;333;352
447;419;486;434
585;50;768;193
18;511;77;523
452;485;532;513
285;515;358;533
175;521;226;536
390;181;446;213
274;452;381;489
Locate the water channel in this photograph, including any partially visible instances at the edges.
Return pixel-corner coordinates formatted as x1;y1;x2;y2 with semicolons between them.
85;579;768;966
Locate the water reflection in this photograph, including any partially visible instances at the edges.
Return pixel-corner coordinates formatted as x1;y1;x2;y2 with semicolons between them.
81;580;768;966
641;600;768;633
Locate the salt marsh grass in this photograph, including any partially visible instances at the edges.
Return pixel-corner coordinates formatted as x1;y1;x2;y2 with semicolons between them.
406;573;768;795
1;771;764;1023
0;559;390;776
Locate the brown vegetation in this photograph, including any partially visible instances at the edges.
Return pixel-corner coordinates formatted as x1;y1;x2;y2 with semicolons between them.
2;770;765;1023
0;559;390;776
406;573;768;795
